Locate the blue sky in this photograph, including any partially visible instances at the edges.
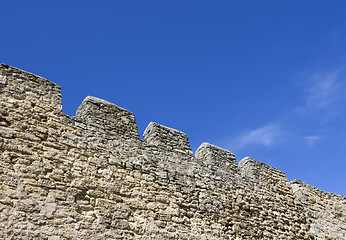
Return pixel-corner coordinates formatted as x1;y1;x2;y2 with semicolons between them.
1;1;346;196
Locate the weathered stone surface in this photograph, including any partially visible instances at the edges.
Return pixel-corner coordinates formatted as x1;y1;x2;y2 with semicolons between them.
0;63;345;239
196;142;238;175
144;122;193;155
239;157;292;194
76;96;140;141
291;180;346;240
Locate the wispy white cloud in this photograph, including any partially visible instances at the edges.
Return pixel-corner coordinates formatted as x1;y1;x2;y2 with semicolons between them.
233;123;283;149
303;135;321;147
228;68;346;152
303;69;345;115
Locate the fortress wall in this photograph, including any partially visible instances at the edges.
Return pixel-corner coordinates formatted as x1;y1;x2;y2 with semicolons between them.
0;64;344;239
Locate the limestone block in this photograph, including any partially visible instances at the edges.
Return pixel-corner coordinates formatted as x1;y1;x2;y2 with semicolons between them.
0;126;15;138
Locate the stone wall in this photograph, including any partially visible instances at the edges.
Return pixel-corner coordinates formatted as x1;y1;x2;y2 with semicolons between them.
0;64;345;239
291;180;346;240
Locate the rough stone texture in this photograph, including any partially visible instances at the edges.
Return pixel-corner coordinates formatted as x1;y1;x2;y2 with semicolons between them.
291;180;346;240
0;63;345;239
76;96;140;141
195;143;238;176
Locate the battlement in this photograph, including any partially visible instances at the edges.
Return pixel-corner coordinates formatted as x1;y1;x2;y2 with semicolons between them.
239;157;291;193
195;142;238;175
0;64;344;240
76;96;140;141
0;63;62;112
143;122;193;155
